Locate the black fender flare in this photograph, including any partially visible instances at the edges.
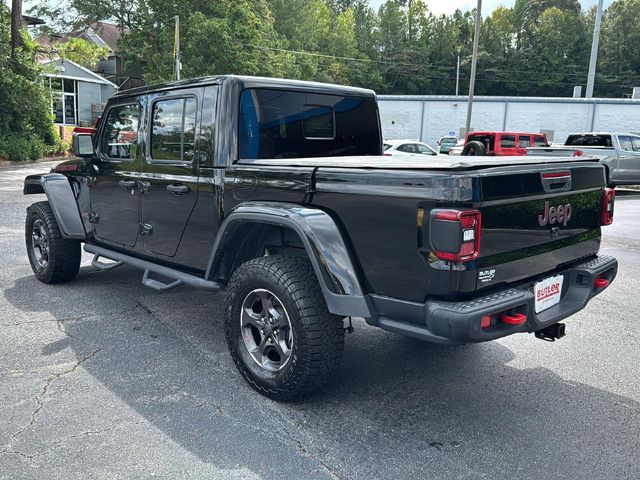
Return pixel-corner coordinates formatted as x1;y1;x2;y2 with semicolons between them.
23;174;86;240
205;202;371;318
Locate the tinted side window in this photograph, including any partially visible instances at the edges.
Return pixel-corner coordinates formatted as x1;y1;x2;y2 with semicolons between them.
238;88;381;159
501;135;516;148
100;103;140;160
631;136;640;152
417;144;435;155
566;135;612;147
533;136;548;147
618;136;634;152
150;97;197;162
519;136;531;147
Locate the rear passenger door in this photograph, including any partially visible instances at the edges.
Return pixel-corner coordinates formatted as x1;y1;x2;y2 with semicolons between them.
139;88;202;258
499;134;518;156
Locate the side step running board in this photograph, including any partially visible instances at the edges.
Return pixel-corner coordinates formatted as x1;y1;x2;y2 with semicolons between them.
84;244;222;292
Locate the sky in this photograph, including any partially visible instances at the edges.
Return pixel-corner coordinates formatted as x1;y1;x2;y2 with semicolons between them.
369;0;614;16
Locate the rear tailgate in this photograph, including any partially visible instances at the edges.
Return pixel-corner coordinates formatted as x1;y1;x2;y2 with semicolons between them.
526;147;577;157
476;161;606;291
526;146;615;160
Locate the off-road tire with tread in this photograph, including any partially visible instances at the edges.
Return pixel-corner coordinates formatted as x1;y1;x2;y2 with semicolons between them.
26;201;81;283
224;255;345;401
462;140;486;156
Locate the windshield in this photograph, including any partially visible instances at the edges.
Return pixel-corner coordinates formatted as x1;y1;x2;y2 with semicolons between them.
384;143;392;151
565;134;612;147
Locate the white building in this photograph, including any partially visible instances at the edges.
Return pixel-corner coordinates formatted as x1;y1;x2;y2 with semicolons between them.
378;95;640;146
42;59;118;127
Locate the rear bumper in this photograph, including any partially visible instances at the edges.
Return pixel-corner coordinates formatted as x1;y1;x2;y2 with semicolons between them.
365;255;617;345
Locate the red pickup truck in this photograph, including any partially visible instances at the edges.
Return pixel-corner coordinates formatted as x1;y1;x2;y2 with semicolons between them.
462;131;549;156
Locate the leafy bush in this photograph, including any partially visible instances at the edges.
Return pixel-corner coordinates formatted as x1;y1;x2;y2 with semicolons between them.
0;5;57;161
43;128;71;156
0;134;31;162
30;137;45;160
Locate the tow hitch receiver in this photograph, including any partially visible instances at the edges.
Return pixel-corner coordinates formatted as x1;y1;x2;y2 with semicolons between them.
535;323;566;342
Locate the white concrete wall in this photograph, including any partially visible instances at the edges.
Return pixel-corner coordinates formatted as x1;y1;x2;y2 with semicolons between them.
378;96;640;147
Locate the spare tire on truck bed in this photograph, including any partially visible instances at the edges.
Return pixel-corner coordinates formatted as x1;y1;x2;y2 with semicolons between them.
462;140;486;156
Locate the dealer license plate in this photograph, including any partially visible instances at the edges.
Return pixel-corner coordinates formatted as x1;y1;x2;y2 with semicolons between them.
534;275;564;313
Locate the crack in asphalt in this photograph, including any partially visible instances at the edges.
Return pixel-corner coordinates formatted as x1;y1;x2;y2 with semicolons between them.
206;403;341;479
0;304;142;328
1;349;101;456
1;414;172;460
128;300;342;478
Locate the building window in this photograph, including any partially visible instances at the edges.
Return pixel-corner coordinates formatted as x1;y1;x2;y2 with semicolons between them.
48;77;78;125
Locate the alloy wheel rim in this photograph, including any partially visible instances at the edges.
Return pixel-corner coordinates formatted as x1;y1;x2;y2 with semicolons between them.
240;288;293;372
31;219;49;271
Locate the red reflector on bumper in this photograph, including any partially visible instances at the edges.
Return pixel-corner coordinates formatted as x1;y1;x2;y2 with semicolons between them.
481;315;491;329
594;277;609;288
500;313;527;325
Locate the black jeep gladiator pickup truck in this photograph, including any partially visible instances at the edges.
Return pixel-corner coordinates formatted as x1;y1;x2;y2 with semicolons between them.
24;75;617;400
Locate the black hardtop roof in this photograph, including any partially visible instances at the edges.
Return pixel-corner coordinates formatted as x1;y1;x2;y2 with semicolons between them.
113;75;376;99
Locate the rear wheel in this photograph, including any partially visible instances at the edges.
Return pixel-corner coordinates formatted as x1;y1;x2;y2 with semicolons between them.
25;201;81;283
224;255;345;400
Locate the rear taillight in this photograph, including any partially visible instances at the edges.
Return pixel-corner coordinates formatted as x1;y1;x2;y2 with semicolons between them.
600;188;615;226
430;210;482;262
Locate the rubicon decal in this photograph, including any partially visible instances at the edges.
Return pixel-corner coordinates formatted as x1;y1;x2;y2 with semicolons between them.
538;201;571;227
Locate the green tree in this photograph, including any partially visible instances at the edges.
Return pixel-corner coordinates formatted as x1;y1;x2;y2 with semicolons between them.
599;0;640;96
113;0;288;83
0;5;58;161
27;0;640;97
50;38;109;69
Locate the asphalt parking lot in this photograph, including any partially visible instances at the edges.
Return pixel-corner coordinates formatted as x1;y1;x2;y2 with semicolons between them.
1;161;639;480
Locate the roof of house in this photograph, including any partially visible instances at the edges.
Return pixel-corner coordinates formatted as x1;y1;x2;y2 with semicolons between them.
36;22;126;55
41;58;118;88
71;22;125;53
22;15;46;26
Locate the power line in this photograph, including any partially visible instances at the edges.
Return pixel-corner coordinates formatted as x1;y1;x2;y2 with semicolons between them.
232;41;640;85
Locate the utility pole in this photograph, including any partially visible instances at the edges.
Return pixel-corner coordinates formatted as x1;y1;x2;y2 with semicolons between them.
465;0;482;133
455;54;460;96
11;0;23;55
174;15;181;81
585;0;604;98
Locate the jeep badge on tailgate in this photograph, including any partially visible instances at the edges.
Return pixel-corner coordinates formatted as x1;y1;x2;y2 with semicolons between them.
538;201;572;227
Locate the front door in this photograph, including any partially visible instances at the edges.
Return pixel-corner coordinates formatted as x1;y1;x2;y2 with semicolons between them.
90;101;142;247
620;135;640;184
139;89;201;258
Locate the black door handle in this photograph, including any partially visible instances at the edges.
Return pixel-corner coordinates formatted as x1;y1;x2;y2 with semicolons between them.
118;179;137;189
166;183;190;195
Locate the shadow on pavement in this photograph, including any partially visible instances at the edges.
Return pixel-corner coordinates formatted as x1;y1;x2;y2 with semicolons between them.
4;266;639;480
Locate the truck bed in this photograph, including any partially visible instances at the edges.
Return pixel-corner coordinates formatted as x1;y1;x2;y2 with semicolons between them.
239;155;600;169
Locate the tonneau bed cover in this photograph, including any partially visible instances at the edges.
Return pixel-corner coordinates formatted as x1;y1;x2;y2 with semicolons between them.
238;155;600;169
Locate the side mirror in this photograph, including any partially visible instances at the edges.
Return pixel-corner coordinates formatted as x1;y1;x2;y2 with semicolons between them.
72;133;95;157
